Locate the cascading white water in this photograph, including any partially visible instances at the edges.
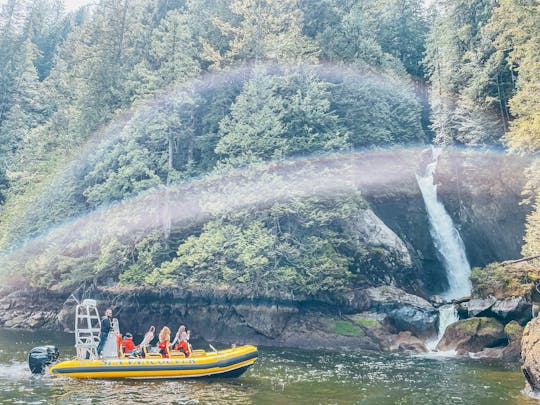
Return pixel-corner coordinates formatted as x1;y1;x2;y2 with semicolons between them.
425;304;460;351
417;148;472;351
416;148;472;300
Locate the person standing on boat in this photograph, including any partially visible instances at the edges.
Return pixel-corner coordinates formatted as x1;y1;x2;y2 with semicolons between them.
97;308;113;356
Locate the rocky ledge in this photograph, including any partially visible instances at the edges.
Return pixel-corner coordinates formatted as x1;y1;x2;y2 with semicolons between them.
0;286;532;358
0;285;439;353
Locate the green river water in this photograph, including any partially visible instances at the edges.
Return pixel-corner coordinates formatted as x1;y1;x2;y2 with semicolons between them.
0;328;537;404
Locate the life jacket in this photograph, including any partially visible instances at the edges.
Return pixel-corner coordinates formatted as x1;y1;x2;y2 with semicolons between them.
174;340;190;357
122;337;135;352
157;340;169;358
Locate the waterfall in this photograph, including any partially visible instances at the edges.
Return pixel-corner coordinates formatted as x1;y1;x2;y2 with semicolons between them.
426;304;459;351
416;148;472;300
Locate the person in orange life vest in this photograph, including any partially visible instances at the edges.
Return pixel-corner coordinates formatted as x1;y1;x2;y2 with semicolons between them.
157;326;171;358
173;325;190;357
122;333;135;353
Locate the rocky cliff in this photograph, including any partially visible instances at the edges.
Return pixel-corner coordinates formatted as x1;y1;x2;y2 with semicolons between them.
365;149;531;296
436;150;530;267
0;285;438;352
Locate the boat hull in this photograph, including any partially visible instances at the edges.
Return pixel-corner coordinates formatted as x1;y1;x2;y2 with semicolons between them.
49;345;257;379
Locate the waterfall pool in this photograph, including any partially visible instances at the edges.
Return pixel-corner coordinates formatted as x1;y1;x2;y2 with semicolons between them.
0;328;535;404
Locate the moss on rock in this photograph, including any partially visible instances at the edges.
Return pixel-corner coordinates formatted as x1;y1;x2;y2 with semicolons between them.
329;320;363;336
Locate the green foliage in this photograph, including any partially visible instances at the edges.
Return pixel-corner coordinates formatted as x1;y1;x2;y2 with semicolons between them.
205;0;318;67
147;194;370;296
329;72;424;147
216;68;350;166
83;139;162;207
119;232;172;284
315;0;427;77
471;260;540;299
330;319;363;336
485;0;540;256
350;315;380;328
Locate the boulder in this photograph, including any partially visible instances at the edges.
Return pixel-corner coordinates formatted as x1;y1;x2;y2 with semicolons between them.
522;317;540;392
473;321;523;361
429;295;448;308
436;317;505;353
502;320;523;360
389;331;428;353
348;209;413;268
491;297;532;324
461;296;496;317
355;286;438;337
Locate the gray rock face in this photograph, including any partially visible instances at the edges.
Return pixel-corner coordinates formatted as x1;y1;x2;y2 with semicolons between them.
350;209;413;267
0;289;63;329
352;286;438;337
462;296;497;317
491;297;532;324
232;303;297;338
436;151;530;267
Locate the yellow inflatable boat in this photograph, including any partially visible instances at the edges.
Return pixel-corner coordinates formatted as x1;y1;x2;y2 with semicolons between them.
48;345;258;379
28;299;258;379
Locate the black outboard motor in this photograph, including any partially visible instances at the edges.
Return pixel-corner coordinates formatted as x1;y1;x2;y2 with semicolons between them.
28;345;59;374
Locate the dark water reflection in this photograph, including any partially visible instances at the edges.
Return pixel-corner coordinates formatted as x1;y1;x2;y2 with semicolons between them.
0;328;536;404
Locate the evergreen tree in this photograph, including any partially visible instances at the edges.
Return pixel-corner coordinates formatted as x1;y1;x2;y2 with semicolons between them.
206;0;318;67
424;0;513;145
486;0;540;256
216;68;350;166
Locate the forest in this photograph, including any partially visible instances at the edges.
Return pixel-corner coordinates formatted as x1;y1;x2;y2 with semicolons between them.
0;0;538;300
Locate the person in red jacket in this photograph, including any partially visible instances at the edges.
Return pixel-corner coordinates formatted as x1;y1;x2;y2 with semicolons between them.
122;333;135;354
173;325;190;357
157;326;171;358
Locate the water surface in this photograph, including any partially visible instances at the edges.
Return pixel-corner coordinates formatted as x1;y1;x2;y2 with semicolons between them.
0;328;534;404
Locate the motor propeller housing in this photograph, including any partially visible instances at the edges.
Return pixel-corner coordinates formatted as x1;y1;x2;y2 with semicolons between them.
28;345;59;374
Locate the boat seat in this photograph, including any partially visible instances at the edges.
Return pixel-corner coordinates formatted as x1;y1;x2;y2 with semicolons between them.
143;345;163;359
169;350;186;358
190;349;206;357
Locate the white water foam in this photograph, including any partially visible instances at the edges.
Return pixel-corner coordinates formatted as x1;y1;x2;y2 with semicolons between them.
426;304;459;352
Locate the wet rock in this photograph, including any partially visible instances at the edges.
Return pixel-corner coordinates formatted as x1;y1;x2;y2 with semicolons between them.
436;317;505;353
429;295;448;308
521;317;540;391
2;310;55;329
473;321;523;361
502;320;523;360
471;347;505;359
345;208;421;290
389;331;428;353
491;297;532;324
462;296;496;317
